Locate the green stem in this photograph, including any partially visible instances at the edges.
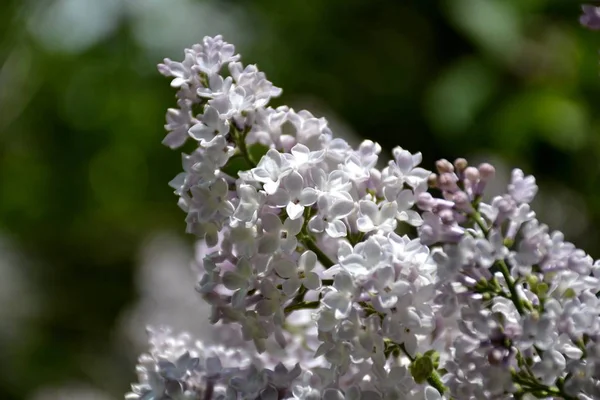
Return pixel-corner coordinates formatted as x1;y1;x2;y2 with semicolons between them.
425;367;448;397
287;284;308;309
467;211;527;316
232;128;256;168
497;259;525;315
511;371;577;400
399;343;415;362
469;211;488;233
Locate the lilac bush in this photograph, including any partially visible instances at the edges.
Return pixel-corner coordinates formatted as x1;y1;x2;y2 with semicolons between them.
125;9;600;400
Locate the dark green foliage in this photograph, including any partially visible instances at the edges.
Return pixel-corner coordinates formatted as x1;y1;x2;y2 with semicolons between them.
0;0;596;398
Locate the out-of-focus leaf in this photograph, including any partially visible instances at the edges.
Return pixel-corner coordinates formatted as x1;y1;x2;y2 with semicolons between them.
444;0;522;63
425;57;498;136
533;94;588;151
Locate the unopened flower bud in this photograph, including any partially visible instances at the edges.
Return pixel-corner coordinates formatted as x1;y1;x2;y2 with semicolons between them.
439;209;455;224
454;158;468;173
464;166;480;183
437;173;459;193
478;163;495;183
417;192;435;211
452;191;474;213
436;159;454;174
427;173;438;188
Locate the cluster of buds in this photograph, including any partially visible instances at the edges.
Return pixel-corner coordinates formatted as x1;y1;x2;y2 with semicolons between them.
417;159;497;245
126;30;600;400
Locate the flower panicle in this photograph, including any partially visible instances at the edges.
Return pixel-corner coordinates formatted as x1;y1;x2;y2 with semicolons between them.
126;33;600;400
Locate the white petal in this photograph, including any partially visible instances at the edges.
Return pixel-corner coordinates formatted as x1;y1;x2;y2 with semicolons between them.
330;198;355;219
399;210;423;226
337;241;353;259
258;236;279;254
274;259;296;278
263;180;279;195
291;143;309;162
375;293;398;309
395;189;414;207
561;343;583;359
322;292;351;318
280;236;298;254
188;123;212;141
269;188;290;207
359;200;378;219
316;311;337;332
284;217;304;235
340;254;369;276
307;216;325;233
282;277;301;296
380;202;398;220
256;300;276;316
304;272;321;290
299;187;318;206
284;170;304;196
308;149;325;163
424;386;442;400
213;178;229;196
261;213;283;233
253;167;273;181
326;220;347;238
206;356;222;374
364;239;382;261
334;271;354;292
203;106;220;125
287;202;304;220
260;279;279;298
299;250;317;272
310;168;326;188
168;172;186;192
403;309;422;327
357;216;375;233
322;389;344;400
403;334;418;357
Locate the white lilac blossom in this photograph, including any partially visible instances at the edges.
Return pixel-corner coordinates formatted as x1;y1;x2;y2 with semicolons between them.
127;33;600;400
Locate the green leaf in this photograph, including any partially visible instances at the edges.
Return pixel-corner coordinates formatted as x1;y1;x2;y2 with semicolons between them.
248;143;270;165
424;350;440;368
221;154;252;178
410;354;434;384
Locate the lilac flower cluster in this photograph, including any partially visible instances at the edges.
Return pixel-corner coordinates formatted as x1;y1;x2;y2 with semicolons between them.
126;35;600;400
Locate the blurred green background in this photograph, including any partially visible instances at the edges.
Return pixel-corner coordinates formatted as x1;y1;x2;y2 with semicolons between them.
0;0;599;398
